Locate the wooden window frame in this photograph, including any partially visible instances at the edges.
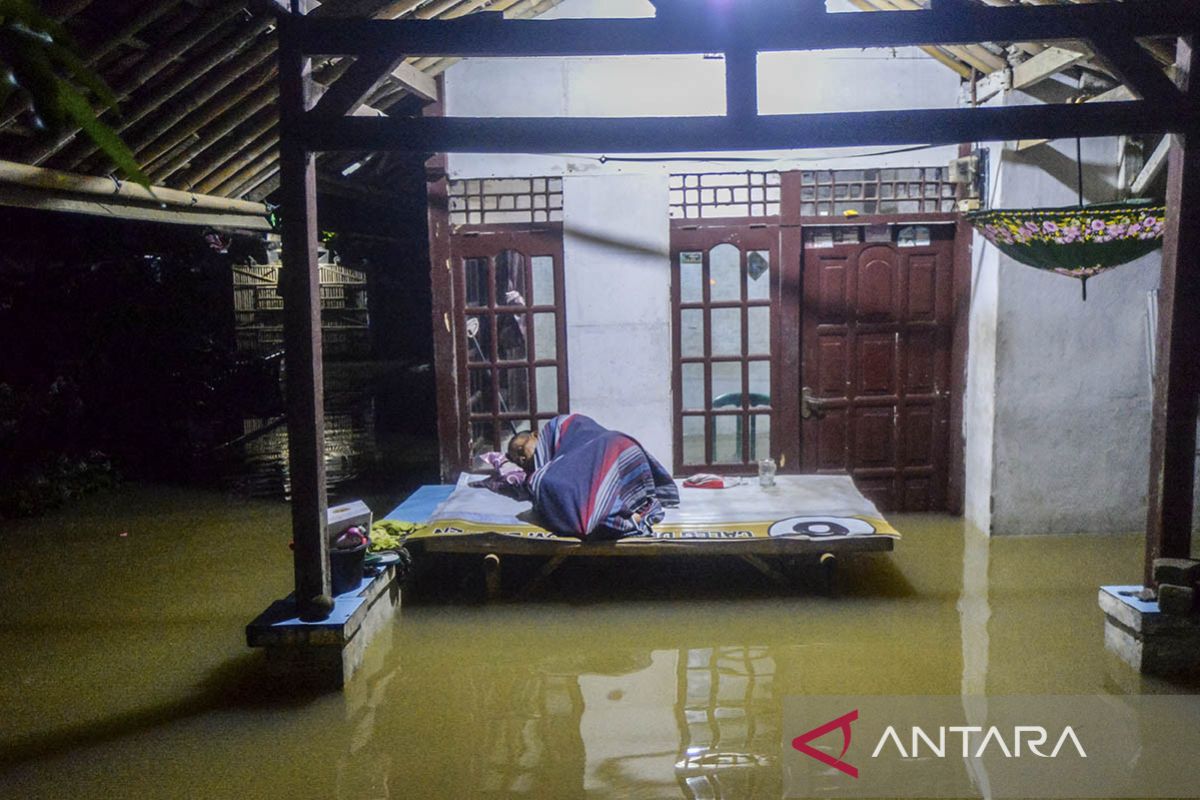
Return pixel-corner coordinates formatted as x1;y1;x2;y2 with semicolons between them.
449;224;568;467
669;169;966;485
671;224;786;475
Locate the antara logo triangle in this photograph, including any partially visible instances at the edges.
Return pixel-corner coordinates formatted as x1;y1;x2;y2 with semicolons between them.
792;709;859;779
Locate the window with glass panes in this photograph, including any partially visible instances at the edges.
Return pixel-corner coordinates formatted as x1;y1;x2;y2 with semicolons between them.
452;229;567;462
673;228;777;472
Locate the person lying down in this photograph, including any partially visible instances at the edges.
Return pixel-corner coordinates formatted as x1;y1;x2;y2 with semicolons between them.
477;413;679;541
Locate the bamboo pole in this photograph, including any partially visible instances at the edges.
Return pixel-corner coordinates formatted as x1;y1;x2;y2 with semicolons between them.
220;150;282;198
73;37;278;171
145;134;203;180
192;122;280;193
138;59;278;171
0;158;270;215
173;108;279;189
206;0;562;200
0;1;179;131
16;9;258;164
151;47;379;192
29;18;275;168
103;2;245;98
153;53;357;188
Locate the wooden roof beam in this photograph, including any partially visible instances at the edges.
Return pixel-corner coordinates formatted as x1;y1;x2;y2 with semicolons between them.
300;98;1191;154
1090;34;1182;107
311;54;408;117
385;61;439;103
1131;134;1172;196
1012;45;1090;90
293;3;1199;57
858;0;1006;73
1014;84;1134;151
0;157;270;219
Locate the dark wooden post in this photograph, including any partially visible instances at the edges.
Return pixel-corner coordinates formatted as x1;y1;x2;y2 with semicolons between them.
278;6;330;618
724;47;758;121
1145;37;1199;587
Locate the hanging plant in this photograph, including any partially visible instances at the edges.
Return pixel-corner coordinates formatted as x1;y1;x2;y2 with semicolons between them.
0;0;146;184
966;201;1166;300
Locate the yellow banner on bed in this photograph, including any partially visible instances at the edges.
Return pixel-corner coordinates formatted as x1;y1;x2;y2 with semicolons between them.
398;514;898;542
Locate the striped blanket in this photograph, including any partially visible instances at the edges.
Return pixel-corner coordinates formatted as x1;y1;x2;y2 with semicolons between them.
529;414;679;539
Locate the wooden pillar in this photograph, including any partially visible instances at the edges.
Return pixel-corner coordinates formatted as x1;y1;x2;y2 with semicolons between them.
278;10;330;618
724;47;758;121
423;80;465;481
1145;38;1199;587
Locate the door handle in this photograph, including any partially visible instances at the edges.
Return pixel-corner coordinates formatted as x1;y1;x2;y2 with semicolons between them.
801;386;829;420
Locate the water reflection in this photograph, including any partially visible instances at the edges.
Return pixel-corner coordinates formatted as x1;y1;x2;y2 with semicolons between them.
672;647;779;799
6;492;1200;800
341;630;785;800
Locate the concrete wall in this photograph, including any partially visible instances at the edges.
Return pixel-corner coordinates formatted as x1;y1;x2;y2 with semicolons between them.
561;174;674;461
987;134;1159;534
963;147;1002;532
437;0;1160;534
441;0;963;470
444;0;963;179
964;85;1159;534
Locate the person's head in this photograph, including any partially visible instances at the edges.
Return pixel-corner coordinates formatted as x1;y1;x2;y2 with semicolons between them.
507;430;539;471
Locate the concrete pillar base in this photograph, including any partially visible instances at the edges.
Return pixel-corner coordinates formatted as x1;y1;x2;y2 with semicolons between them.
246;565;401;690
1099;585;1200;676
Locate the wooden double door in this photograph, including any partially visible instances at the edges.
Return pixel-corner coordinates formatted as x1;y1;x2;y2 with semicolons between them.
671;222;957;512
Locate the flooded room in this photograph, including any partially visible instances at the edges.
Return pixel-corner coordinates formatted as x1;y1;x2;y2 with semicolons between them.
2;1;1200;798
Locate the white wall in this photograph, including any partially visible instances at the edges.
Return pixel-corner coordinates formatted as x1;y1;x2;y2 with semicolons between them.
963;147;1001;532
966;85;1159;534
988;135;1159;534
437;0;1159;533
443;0;963;179
561;174;674;461
441;0;963;470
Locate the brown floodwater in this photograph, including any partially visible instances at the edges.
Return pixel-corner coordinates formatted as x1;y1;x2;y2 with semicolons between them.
1;484;1196;799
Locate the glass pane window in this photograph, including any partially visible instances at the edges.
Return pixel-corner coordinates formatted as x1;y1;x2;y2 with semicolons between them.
533;313;557;360
680;251;704;303
455;237;567;458
709;243;741;302
531;255;555;304
710;308;741;357
797;165;957;217
674;235;775;469
465;258;489;307
682;363;705;411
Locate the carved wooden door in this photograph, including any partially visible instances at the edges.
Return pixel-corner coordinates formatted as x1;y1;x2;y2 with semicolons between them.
799;225;955;511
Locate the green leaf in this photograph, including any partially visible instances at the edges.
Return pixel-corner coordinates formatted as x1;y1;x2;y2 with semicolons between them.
38;35;118;111
3;31;64;130
56;80;148;186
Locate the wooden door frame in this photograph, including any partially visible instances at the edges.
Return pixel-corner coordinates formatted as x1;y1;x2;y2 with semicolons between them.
669;212;969;512
777;164;968;513
793;223;959;512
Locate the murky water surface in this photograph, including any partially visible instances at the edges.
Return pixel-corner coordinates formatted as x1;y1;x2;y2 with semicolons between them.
1;485;1195;799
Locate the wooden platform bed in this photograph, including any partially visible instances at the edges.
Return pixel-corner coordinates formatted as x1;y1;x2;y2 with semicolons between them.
383;475;898;598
